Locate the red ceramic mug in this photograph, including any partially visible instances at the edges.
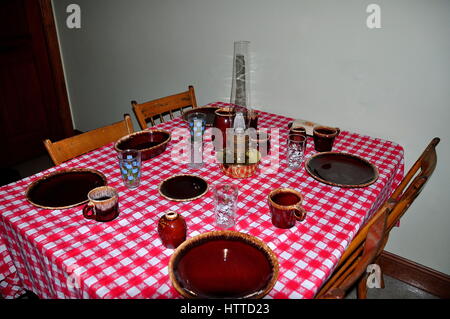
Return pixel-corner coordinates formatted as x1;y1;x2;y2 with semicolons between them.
313;126;340;152
82;186;119;222
268;188;307;229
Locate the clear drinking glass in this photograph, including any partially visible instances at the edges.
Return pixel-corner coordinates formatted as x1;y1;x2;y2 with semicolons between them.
287;134;306;170
187;112;206;169
213;184;239;229
118;149;141;189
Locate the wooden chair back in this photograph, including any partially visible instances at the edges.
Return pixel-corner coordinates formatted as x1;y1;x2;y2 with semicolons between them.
44;114;134;166
318;209;388;299
316;137;440;299
385;137;440;233
132;85;197;129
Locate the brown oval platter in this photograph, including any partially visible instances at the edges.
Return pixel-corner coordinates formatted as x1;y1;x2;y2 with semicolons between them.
169;231;279;299
305;152;379;188
158;174;208;202
114;129;171;161
182;106;220;127
26;168;107;209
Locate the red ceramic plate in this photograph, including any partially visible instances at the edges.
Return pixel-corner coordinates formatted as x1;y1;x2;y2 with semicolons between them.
158;174;208;202
305;152;379;188
26;168;107;209
169;231;279;299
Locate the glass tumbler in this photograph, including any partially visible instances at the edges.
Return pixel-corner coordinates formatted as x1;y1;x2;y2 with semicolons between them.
118;149;141;189
287;134;306;170
187;112;206;168
213;184;239;229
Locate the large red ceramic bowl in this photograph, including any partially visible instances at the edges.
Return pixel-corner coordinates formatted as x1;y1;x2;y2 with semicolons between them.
169;231;279;299
114;129;171;161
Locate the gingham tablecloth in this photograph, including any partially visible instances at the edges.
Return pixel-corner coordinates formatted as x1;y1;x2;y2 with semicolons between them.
0;102;404;299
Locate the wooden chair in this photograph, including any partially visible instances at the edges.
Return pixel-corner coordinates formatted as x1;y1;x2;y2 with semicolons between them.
132;85;197;129
318;209;388;299
43;114;134;166
316;137;440;299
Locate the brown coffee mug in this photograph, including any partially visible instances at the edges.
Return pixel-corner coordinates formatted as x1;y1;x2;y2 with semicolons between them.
268;188;307;229
313;126;340;152
83;186;119;222
246;109;259;130
289;126;308;150
289;126;307;138
249;130;271;157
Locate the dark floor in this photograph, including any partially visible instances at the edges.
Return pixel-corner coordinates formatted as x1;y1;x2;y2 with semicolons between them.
4;155;441;299
346;275;438;299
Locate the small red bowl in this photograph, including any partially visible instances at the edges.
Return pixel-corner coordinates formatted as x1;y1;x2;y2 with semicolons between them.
114;129;171;161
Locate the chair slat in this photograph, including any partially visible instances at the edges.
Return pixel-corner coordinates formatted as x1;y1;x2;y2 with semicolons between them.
132;85;197;129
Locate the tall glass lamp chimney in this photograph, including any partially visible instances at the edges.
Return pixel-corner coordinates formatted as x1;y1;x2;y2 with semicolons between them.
230;40;251;114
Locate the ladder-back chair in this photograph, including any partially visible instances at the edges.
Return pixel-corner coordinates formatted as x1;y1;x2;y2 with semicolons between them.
44;114;134;166
132;85;197;130
316;137;440;299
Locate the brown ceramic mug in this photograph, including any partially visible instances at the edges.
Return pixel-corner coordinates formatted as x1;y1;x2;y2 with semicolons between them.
268;188;307;229
289;126;307;138
313;126;340;152
245;109;259;130
83;186;119;222
289;126;308;151
249;130;271;157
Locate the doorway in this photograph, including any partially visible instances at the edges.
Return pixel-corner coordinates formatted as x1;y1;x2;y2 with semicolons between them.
0;0;73;168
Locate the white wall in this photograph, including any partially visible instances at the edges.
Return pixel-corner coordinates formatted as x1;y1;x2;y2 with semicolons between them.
52;0;450;275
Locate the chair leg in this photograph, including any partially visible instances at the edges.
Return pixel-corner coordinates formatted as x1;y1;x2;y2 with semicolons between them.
357;274;368;299
374;255;385;289
379;265;385;289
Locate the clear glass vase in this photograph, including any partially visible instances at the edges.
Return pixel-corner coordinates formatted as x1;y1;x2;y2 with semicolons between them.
230;40;251;114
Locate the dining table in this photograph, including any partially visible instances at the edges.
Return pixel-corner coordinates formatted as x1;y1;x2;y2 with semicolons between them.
0;101;404;299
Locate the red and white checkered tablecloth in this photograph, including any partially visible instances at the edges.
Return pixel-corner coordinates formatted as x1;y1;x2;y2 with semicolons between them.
0;102;404;299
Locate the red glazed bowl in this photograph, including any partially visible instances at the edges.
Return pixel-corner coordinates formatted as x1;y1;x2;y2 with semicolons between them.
114;129;171;161
169;231;279;299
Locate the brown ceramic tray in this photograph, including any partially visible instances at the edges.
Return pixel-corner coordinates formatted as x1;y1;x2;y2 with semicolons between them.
169;231;279;299
26;168;107;209
158;174;208;202
182;106;220;127
305;152;379;188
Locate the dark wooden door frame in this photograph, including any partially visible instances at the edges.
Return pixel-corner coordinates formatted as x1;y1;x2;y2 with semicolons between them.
37;0;73;137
